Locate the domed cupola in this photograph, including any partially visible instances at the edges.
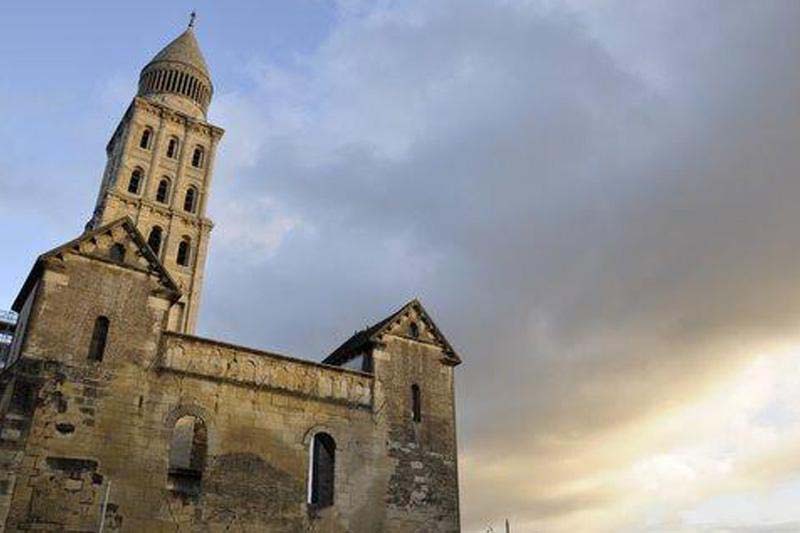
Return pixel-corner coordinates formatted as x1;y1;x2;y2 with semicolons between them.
137;19;213;119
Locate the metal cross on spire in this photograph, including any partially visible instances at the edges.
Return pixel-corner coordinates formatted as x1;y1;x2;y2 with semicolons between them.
188;11;197;29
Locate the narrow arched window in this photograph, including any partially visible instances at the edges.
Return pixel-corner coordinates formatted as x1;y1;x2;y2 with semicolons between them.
168;415;207;495
139;127;153;149
109;243;126;263
177;237;191;267
166;137;179;159
411;384;422;423
88;316;109;362
183;187;197;213
309;433;336;508
191;146;204;168
409;321;420;338
147;226;163;255
156;178;171;204
127;168;143;194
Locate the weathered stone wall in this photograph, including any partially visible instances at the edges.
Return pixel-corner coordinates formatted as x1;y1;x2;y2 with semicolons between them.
372;319;461;531
1;356;382;531
0;364;32;529
0;239;177;531
0;247;460;531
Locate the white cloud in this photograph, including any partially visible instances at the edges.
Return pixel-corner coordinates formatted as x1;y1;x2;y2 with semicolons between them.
214;195;304;261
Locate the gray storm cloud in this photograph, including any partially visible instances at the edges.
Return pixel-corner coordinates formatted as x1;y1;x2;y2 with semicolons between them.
197;1;800;529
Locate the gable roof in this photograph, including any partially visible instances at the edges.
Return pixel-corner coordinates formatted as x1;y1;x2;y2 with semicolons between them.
12;217;181;311
324;299;462;366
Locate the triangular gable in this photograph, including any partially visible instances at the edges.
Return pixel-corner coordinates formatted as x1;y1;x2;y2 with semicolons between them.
13;216;180;310
325;299;461;366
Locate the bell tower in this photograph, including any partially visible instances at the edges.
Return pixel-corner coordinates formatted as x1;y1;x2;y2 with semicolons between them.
89;17;224;333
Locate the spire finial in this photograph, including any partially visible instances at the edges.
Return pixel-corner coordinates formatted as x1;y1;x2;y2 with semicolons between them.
188;11;197;29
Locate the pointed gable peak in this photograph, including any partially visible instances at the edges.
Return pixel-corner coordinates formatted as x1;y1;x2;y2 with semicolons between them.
375;299;460;361
70;217;182;294
13;217;181;311
325;299;461;366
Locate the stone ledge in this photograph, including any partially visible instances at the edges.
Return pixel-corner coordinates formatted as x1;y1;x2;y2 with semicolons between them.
157;333;374;408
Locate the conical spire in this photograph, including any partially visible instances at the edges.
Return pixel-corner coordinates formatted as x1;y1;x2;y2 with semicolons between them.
137;20;214;118
146;27;211;81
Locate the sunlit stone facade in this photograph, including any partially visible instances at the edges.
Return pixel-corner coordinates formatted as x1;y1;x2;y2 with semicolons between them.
0;22;461;532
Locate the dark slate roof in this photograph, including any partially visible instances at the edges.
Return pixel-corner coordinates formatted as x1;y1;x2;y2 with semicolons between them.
324;309;403;365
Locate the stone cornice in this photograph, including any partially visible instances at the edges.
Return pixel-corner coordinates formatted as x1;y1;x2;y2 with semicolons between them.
132;97;225;139
107;190;214;229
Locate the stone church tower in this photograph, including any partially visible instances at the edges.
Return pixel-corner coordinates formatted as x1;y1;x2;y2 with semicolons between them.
0;20;461;532
90;25;224;333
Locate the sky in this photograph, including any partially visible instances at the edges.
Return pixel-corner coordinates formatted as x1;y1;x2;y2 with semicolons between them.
2;1;800;531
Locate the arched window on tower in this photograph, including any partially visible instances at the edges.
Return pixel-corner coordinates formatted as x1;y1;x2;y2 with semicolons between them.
87;316;110;362
156;178;171;204
192;146;205;168
308;432;336;509
139;127;153;149
147;226;163;255
166;137;179;159
127;168;143;194
183;186;197;213
167;415;207;496
411;384;422;423
177;237;191;267
409;321;420;339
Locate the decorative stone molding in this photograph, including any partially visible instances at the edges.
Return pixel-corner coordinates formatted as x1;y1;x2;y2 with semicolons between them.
158;333;374;409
